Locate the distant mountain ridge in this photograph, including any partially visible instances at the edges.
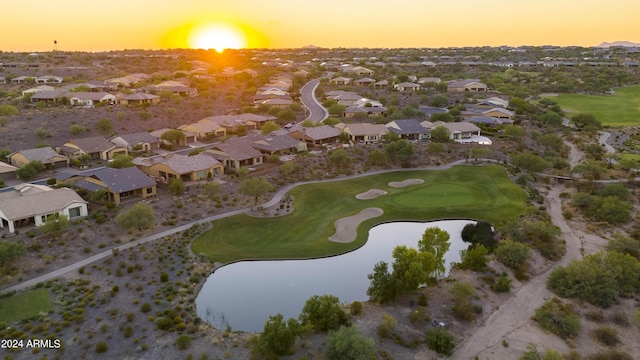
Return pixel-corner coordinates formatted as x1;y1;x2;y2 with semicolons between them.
596;41;640;48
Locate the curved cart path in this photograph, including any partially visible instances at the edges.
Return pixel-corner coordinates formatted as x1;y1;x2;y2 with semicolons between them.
450;185;592;360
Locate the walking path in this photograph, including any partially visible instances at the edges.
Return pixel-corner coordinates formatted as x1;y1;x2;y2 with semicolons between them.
450;185;591;360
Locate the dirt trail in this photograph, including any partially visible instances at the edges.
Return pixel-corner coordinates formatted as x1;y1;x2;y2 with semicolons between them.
450;185;591;360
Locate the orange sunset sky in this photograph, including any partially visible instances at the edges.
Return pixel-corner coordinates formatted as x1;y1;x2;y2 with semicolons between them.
2;0;639;52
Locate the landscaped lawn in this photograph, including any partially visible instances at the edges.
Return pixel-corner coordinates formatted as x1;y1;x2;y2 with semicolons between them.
546;85;640;127
0;289;53;323
192;165;527;263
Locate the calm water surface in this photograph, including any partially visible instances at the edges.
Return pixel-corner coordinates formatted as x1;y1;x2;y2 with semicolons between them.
196;219;474;332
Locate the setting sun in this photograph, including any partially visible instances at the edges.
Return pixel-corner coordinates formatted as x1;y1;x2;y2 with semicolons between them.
189;24;247;52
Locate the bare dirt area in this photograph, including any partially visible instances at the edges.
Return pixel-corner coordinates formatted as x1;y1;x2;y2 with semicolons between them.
355;189;388;200
328;207;384;243
388;178;425;188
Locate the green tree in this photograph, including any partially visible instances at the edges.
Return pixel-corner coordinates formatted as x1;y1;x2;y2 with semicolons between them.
327;103;346;116
367;261;395;304
573;160;607;180
461;221;496;249
431;94;449;107
168;178;185;196
458;244;489;271
590;196;631;224
571;113;601;131
391;245;437;293
425;328;456;356
418;227;450;278
0;105;19;116
494;240;530;270
107;154;134;168
537;134;563;151
325;325;376;360
427;142;445;153
468;147;493;161
16;160;45;180
260;121;280;135
367;149;388;166
299;295;348;332
277;109;296;123
512;152;550;173
430;126;450;142
328;149;351;169
95;118;113;135
0;241;25;271
117;203;156;232
238;176;274;204
430;112;454;122
39;214;69;234
160;129;185;145
538;112;563;126
503;126;526;142
385;139;414;165
253;314;300;359
69;124;87;135
606;233;640;260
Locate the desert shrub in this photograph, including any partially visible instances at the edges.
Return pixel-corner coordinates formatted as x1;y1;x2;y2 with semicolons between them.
585;310;604;322
176;335;192;350
350;301;363;316
95;341;108;353
299;294;347;332
452;299;476;321
155;316;173;330
492;275;512;293
325;325;376;360
140;303;152;313
160;272;169;282
532;298;580;339
591;326;619;346
417;294;428;306
252;314;300;358
494;240;530;270
408;308;427;325
377;314;397;339
425;328;456;356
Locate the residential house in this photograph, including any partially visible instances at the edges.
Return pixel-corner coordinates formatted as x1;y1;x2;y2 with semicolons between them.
206;142;264;170
210;114;276;132
30;90;68;104
133;153;223;183
349;66;374;76
418;77;441;84
60;167;156;205
394;82;421;92
257;98;293;108
59;136;128;160
0;162;18;181
341;123;389;143
110;132;161;152
354;77;375;86
329;77;352;85
421;121;481;141
9;147;70;169
373;80;389;89
385;119;430;141
117;92;161;105
243;134;307;155
149;128;197;146
35;75;63;84
178;118;227;139
69;92;117;107
152;80;198;97
447;79;488;93
22;85;55;97
10;76;31;84
0;185;88;233
289;125;342;148
476;97;509;108
465;116;513;127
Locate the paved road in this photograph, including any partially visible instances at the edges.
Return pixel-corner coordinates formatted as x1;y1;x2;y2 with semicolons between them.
1;160;469;294
300;78;328;123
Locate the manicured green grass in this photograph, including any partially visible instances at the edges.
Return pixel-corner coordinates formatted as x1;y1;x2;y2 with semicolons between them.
192;165;526;263
546;85;640;127
0;289;53;323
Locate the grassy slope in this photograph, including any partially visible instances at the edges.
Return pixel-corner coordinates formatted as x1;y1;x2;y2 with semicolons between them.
549;85;640;126
191;166;526;263
0;289;53;323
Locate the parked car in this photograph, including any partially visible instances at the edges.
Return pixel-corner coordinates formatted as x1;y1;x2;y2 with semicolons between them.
432;319;445;328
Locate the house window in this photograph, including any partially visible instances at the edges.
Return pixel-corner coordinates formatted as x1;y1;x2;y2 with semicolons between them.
197;170;207;180
69;207;81;218
146;187;153;194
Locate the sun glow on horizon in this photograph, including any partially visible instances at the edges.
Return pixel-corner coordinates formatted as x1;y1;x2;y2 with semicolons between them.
189;24;247;52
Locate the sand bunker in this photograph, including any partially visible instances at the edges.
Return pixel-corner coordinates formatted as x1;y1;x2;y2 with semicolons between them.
355;189;388;200
388;178;424;188
328;207;384;243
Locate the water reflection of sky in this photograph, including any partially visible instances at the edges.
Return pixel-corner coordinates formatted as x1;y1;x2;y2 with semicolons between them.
195;219;474;332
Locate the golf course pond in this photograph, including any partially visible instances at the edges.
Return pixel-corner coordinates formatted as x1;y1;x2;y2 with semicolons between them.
195;219;475;332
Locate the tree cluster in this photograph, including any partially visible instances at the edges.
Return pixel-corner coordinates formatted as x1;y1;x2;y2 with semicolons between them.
571;184;632;225
547;251;640;308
